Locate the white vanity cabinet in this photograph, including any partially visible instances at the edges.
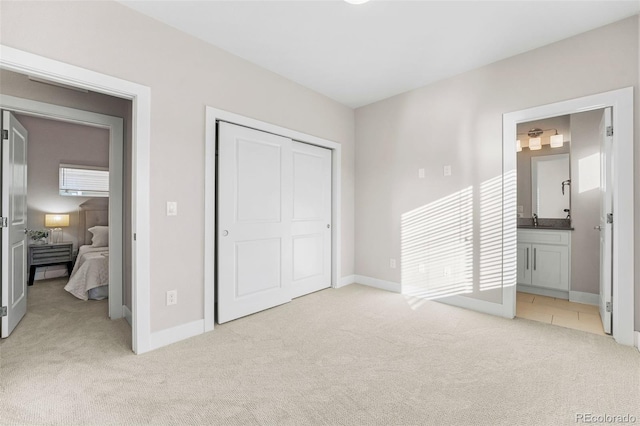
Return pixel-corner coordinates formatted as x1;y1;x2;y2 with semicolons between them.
517;229;570;295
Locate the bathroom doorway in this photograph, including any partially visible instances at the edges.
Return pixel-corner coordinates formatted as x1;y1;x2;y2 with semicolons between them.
514;109;611;336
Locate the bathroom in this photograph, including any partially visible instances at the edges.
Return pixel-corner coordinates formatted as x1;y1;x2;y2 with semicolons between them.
515;109;609;335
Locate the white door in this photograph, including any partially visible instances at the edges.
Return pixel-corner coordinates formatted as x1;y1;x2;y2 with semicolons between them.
1;111;28;338
217;122;293;323
291;141;332;298
599;107;613;334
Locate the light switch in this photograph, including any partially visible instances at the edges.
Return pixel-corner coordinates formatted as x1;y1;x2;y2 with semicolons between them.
443;165;452;177
167;201;178;216
418;168;425;179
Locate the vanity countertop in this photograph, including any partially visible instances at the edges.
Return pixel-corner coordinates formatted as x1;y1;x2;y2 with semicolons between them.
517;225;574;231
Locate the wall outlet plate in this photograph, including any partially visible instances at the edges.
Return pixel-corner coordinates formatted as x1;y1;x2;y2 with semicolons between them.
443;165;452;177
166;290;177;306
390;258;397;269
167;201;178;216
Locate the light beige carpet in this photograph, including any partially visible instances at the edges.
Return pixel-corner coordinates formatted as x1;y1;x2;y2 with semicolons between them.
1;278;639;425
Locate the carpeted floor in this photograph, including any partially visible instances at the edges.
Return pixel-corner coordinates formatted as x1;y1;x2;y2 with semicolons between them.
1;278;639;425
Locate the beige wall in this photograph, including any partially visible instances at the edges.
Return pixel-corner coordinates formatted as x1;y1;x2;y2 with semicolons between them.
569;110;604;296
355;16;639;328
18;114;110;251
0;1;355;332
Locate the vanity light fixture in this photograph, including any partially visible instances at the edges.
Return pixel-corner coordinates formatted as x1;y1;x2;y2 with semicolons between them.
528;137;542;150
550;132;564;148
516;128;563;151
344;0;371;4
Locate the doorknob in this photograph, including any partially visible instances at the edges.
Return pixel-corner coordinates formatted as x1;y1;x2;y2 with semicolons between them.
222;230;229;236
594;225;603;231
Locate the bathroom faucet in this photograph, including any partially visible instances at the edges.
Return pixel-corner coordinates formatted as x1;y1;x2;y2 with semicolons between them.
533;213;538;228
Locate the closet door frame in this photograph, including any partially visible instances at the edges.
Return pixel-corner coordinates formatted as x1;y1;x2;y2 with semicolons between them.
203;107;342;332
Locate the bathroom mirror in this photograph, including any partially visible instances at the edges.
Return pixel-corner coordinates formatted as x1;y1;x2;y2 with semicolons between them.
531;154;570;218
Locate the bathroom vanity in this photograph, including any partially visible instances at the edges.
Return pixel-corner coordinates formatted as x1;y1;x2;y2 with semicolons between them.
517;228;571;298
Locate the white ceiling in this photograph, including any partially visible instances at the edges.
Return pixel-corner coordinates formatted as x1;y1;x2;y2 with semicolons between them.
120;1;640;108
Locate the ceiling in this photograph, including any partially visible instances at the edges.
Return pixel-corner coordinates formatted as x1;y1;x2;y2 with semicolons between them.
120;1;640;108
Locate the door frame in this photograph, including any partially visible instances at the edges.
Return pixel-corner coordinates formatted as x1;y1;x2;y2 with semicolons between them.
503;87;634;346
0;45;152;354
204;107;342;332
0;95;124;320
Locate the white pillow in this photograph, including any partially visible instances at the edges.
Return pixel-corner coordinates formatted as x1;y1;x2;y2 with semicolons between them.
88;226;109;247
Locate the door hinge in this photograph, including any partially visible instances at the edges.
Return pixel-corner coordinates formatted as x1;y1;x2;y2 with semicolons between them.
0;306;6;317
1;217;7;228
2;129;7;140
606;126;613;137
133;233;137;241
606;301;612;313
607;213;613;224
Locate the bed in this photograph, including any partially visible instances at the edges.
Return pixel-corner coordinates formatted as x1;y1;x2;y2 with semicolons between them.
64;198;110;301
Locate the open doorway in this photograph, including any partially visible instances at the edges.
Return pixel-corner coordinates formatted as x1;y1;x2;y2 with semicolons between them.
1;71;131;346
503;87;634;347
514;110;609;336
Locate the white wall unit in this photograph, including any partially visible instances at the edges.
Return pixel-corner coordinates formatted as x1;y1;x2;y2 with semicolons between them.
517;229;571;296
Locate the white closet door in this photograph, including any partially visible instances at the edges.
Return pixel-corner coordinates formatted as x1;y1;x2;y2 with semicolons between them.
291;142;332;298
217;122;293;324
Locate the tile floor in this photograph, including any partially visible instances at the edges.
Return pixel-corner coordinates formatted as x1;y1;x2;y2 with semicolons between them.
516;292;607;336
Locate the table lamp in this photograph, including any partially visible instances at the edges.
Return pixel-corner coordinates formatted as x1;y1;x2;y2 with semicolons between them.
45;214;69;243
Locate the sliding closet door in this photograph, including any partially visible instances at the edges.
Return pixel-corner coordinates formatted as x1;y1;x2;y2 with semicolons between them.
291;142;332;298
217;122;293;324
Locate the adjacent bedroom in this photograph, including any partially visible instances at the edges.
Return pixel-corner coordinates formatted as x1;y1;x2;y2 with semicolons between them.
18;112;116;331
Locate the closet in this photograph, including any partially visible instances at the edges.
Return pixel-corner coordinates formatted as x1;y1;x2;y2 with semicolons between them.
217;122;332;323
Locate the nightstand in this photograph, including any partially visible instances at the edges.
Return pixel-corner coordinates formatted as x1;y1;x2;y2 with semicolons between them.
28;242;73;286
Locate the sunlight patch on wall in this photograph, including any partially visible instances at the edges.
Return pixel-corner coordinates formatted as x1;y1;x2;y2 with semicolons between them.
479;174;504;291
401;187;473;300
579;153;600;193
502;169;518;289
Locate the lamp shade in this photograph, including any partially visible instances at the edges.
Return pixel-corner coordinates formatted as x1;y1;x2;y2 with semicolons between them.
528;137;542;150
45;214;69;227
550;134;564;148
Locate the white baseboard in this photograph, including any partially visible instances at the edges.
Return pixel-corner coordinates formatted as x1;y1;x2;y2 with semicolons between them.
569;291;599;306
149;319;204;351
337;275;355;288
635;331;640;352
354;275;401;293
437;294;507;317
518;284;568;300
123;305;132;326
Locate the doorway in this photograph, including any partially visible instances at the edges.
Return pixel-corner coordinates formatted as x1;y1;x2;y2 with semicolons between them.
503;87;634;346
1;94;125;338
514;110;609;335
0;45;152;353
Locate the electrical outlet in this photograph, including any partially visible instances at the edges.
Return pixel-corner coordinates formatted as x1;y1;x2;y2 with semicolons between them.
443;266;451;277
390;258;397;269
166;290;177;306
443;165;452;177
418;168;425;179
